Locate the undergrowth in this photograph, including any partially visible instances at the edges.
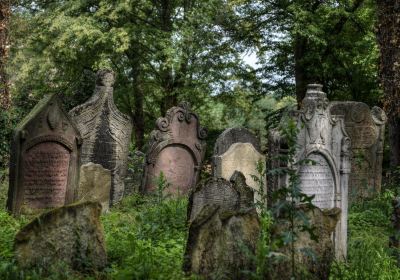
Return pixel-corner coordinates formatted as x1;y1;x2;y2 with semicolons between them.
1;174;400;279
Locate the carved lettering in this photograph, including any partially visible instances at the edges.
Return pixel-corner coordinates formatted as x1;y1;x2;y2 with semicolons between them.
22;142;70;208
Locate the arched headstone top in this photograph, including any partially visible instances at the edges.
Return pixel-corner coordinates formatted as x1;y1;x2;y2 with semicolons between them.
214;127;262;156
143;102;207;196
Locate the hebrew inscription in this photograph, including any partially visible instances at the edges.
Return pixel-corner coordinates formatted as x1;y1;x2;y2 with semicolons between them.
22;142;70;209
299;153;335;209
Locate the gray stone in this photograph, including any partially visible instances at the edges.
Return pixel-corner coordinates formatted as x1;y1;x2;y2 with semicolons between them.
124;150;145;196
7;94;81;215
143;102;207;196
271;206;341;279
77;163;111;212
268;84;351;259
69;70;132;205
183;172;260;279
213;128;266;205
330;102;387;203
14;201;107;273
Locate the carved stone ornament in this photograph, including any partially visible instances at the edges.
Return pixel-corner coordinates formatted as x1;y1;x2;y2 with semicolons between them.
142;102;207;196
330;101;387;203
7;94;81;215
69;69;132;205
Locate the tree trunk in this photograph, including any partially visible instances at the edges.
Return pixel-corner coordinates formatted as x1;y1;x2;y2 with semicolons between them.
0;0;10;110
377;0;400;167
294;35;308;108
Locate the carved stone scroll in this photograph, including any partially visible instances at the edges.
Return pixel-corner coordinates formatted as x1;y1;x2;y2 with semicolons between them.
142;102;207;196
8;94;81;215
69;70;132;204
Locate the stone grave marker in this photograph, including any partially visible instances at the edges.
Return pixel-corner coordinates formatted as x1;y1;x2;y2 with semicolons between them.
296;84;351;259
183;172;260;279
7;94;81;215
267;84;351;259
14;201;107;272
77;163;111;212
142;102;207;196
213;127;266;204
69;70;132;204
330;101;386;203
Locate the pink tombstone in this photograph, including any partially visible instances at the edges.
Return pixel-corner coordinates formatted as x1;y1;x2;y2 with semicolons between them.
8;94;81;215
143;102;207;196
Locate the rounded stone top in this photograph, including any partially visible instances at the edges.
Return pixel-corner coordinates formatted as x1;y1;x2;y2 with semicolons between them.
96;69;115;87
305;84;326;98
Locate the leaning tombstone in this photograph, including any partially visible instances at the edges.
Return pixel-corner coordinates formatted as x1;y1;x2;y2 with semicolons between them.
77;163;111;212
212;127;266;205
142;102;207;196
69;70;132;205
330;102;387;203
267;84;351;259
183;171;260;279
14;201;107;273
7;94;81;215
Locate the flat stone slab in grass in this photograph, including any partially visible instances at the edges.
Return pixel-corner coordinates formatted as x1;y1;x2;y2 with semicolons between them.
14;201;107;273
77;162;111;212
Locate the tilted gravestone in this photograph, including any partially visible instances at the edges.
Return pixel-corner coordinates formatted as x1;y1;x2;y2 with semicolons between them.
69;70;132;204
7;94;81;215
330;102;387;203
267;84;351;259
183;172;260;279
213;127;266;204
14;201;107;273
142;102;207;196
77;163;111;212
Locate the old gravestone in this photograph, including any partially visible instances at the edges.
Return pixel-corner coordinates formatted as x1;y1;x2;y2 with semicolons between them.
267;84;351;259
7;94;81;215
213;127;266;204
183;171;260;279
69;70;132;204
14;201;107;273
142;102;207;196
77;163;111;212
330;102;386;202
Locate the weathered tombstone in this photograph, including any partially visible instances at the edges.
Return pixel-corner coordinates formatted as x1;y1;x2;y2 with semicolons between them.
330;102;387;203
7;94;81;215
296;84;351;259
124;150;145;196
213;127;266;204
183;172;260;279
267;84;351;259
77;163;111;212
69;70;132;204
14;201;107;273
142;102;207;196
271;207;341;279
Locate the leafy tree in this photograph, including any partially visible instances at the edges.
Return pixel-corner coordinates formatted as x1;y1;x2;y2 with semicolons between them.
234;0;379;106
10;0;251;149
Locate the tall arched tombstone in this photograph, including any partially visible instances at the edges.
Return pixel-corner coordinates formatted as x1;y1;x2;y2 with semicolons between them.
330;102;387;204
7;94;81;215
69;70;132;205
142;102;207;196
295;84;351;259
212;127;266;205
